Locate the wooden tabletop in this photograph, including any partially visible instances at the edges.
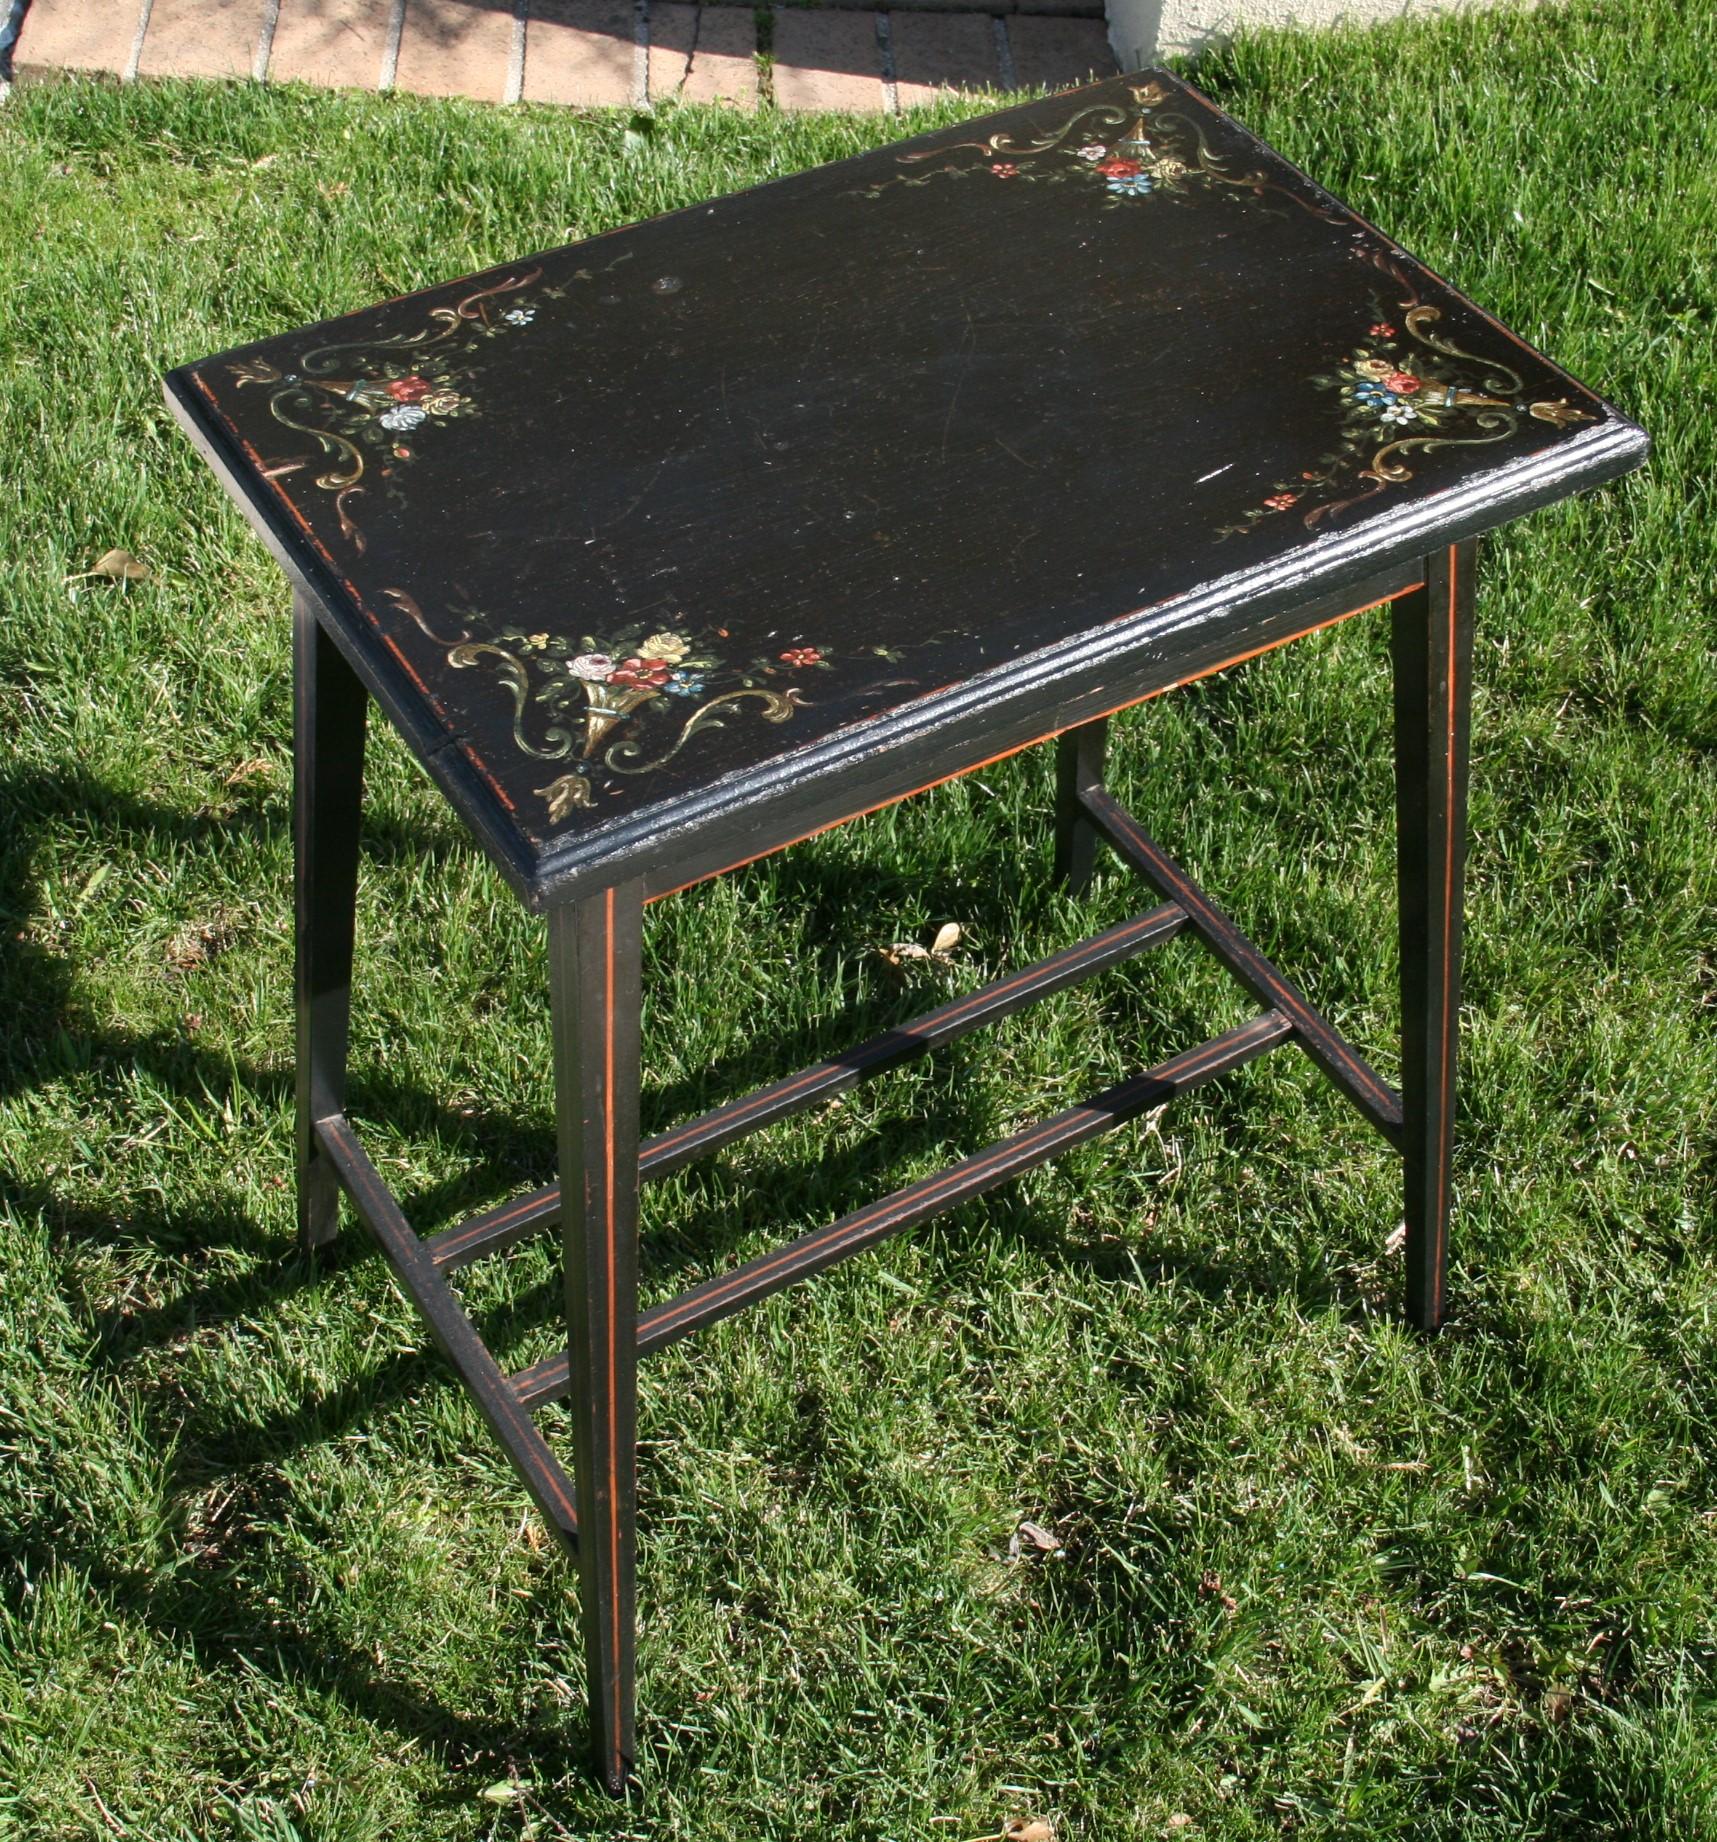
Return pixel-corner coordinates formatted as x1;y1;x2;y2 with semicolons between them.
167;73;1645;908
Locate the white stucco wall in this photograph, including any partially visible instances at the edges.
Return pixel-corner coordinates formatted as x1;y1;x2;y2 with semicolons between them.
1109;0;1529;70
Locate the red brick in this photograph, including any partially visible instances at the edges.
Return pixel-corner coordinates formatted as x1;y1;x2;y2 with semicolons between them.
395;0;515;100
1005;14;1113;92
879;0;998;13
268;0;394;88
138;0;263;78
771;8;882;113
14;0;141;73
890;9;996;104
522;0;635;106
648;3;756;108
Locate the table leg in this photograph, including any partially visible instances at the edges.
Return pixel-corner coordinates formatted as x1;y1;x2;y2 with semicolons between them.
1392;542;1476;1332
293;590;368;1253
549;881;644;1793
1055;717;1109;894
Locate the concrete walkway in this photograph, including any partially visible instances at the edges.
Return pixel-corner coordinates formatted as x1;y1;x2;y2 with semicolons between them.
14;0;1115;110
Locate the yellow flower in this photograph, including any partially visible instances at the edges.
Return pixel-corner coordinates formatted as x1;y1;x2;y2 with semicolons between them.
424;390;464;415
640;631;690;664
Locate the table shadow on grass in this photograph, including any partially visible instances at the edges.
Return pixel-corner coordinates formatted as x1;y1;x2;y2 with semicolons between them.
0;756;1415;1791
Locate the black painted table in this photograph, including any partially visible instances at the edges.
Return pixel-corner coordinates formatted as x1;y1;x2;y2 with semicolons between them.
167;73;1646;1790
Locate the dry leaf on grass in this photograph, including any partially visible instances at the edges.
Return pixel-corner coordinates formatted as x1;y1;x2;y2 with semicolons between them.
958;1820;1056;1842
67;548;152;585
1008;1518;1065;1560
878;921;964;971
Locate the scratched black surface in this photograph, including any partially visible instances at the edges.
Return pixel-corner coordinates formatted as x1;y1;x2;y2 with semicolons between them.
170;72;1620;865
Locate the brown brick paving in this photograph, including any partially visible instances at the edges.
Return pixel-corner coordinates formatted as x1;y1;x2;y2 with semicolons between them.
648;3;756;107
137;0;262;80
13;0;1115;111
1006;13;1112;90
522;0;637;106
772;7;884;112
394;0;515;99
268;0;394;88
891;8;996;103
15;0;140;73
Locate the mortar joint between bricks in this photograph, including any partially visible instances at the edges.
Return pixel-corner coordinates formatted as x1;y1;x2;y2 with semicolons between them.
379;0;406;89
875;10;898;115
124;0;153;81
752;5;774;104
253;0;281;80
632;0;650;108
505;0;527;103
992;14;1016;89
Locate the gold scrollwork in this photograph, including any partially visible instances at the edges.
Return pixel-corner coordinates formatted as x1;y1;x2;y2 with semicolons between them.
605;687;803;776
536;774;594;823
448;641;580;761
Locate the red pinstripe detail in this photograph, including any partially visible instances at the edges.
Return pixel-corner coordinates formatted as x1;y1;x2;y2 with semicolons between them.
648;588;1421;904
644;909;1173;1153
1089;796;1398;1115
1434;545;1460;1312
190;372;519;817
602;886;622;1766
642;1023;1281;1340
434;910;1177;1267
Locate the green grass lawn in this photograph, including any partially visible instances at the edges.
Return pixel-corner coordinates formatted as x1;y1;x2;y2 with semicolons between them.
1;2;1714;1835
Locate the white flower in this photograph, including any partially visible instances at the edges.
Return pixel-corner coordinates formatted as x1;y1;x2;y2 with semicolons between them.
379;404;427;431
569;652;615;680
504;307;536;325
1076;144;1107;162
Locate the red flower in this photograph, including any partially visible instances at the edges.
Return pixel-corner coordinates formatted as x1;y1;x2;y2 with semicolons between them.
991;163;1020;179
1095;158;1142;178
1369;322;1396;337
1384;371;1421;394
609;655;672;690
1263;492;1299;511
386;375;432;403
779;646;822;668
392;444;412;460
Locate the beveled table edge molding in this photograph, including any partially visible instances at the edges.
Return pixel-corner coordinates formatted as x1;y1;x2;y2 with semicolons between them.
168;360;1645;912
532;414;1647;908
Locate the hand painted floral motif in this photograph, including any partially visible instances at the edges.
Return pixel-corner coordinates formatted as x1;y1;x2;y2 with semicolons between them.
380;591;841;825
857;80;1321;217
1220;255;1595;535
227;271;551;552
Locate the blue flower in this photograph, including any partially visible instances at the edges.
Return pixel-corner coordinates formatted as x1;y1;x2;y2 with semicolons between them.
1106;172;1155;197
667;671;706;697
